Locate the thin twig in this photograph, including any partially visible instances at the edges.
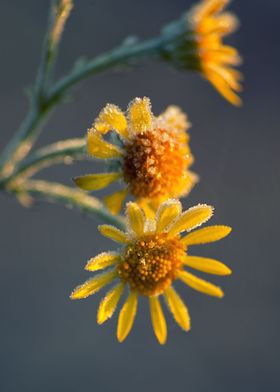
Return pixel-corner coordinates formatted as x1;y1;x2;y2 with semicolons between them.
15;179;125;230
9;138;86;182
48;36;164;103
0;0;74;177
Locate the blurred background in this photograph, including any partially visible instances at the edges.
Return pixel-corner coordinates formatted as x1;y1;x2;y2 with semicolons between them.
0;0;279;391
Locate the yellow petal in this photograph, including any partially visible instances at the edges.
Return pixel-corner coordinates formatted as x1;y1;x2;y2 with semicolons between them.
128;97;153;133
180;171;199;197
195;0;229;20
97;282;125;324
181;225;232;245
206;71;242;106
126;202;145;236
117;291;138;342
70;270;117;300
178;270;224;298
149;296;167;345
163;286;190;331
98;224;129;243
215;13;239;35
156;199;182;233
206;64;242;92
104;188;128;215
87;129;123;159
157;105;190;133
183;256;232;275
73;172;121;191
85;252;120;271
137;199;156;220
209;50;241;66
94;104;128;138
168;204;214;236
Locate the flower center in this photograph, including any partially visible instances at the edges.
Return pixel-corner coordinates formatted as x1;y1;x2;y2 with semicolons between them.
117;233;186;296
122;129;192;200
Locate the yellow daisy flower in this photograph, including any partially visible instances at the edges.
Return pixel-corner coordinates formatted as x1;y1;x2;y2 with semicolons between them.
71;200;232;344
161;0;242;105
189;0;242;105
74;97;197;215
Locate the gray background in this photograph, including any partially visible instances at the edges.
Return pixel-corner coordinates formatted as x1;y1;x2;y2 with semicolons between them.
0;0;279;391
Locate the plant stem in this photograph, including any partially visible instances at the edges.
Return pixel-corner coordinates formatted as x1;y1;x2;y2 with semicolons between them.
16;179;125;230
48;36;164;103
6;138;86;183
0;35;163;179
0;0;73;178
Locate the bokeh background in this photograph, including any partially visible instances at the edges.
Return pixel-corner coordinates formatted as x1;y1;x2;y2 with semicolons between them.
0;0;279;391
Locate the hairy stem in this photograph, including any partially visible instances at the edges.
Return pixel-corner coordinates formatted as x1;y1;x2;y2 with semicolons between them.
49;36;164;103
8;138;86;183
14;179;125;229
0;0;73;177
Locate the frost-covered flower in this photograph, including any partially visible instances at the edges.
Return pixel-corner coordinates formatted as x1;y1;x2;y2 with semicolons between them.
74;97;197;215
71;200;232;344
161;0;242;105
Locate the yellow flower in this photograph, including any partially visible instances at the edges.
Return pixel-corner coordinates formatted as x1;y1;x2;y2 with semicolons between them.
71;200;232;344
190;0;242;105
74;97;197;215
161;0;242;106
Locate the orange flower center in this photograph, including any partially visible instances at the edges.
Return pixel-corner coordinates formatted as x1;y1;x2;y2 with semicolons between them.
122;129;192;200
117;233;186;296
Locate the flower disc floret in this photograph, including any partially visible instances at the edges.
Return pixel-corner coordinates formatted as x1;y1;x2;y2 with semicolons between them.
118;233;185;296
123;128;192;200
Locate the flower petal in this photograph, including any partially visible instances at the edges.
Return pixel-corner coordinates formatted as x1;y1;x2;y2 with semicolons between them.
181;225;232;245
128;97;153;133
164;286;190;331
206;71;242;106
156;199;182;233
205;64;242;92
178;171;199;197
215;13;239;35
104;188;128;215
98;225;129;243
157;105;190;133
178;270;224;298
193;0;229;20
149;296;167;345
73;172;121;191
183;256;232;275
85;252;120;271
168;204;213;236
117;291;138;342
97;282;125;324
70;270;117;300
87;129;123;159
126;202;145;236
94;104;128;138
137;199;156;220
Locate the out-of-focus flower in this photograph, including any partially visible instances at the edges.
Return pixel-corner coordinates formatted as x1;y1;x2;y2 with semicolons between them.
71;200;232;344
74;97;197;215
161;0;242;105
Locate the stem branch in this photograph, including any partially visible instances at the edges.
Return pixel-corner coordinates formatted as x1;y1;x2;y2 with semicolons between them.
16;179;125;230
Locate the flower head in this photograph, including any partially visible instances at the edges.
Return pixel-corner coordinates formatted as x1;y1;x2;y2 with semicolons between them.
161;0;242;105
74;98;197;215
71;200;232;344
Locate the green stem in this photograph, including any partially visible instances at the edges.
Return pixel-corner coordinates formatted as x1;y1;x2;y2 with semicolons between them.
16;179;125;230
8;138;86;183
48;36;164;103
0;35;163;179
0;105;54;178
0;0;73;177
